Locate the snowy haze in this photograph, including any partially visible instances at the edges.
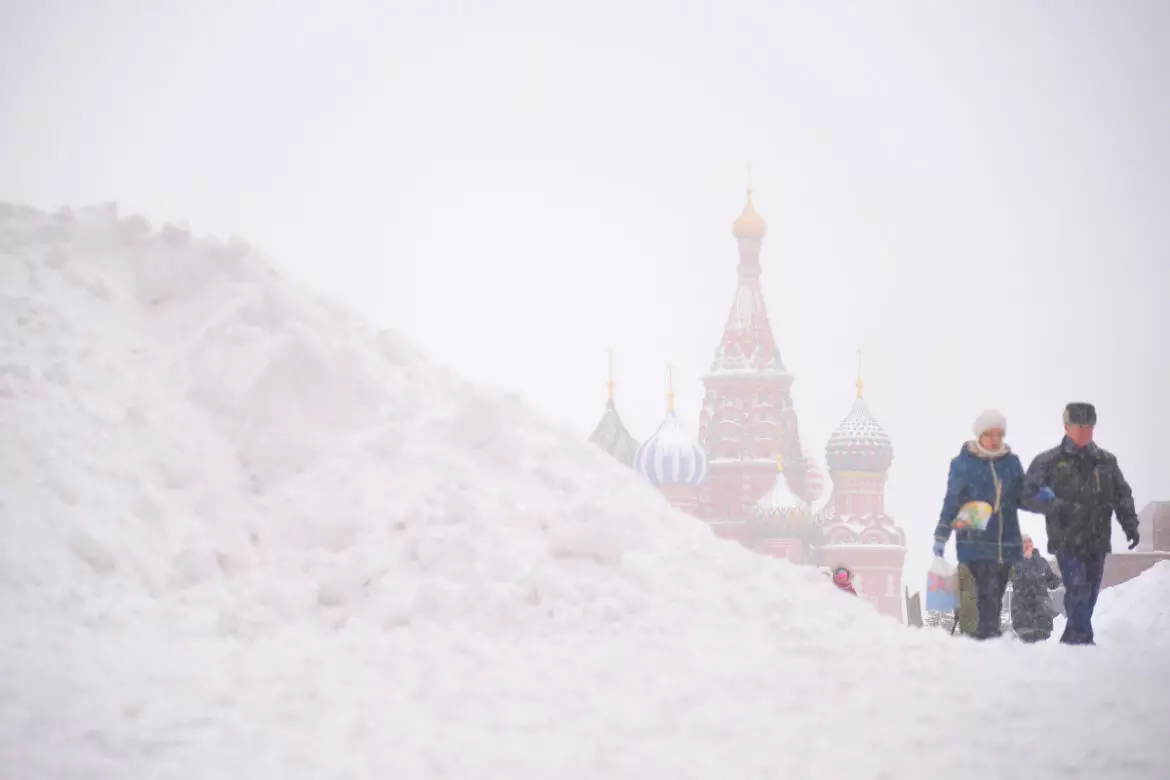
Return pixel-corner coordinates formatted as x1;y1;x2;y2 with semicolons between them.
2;0;1169;587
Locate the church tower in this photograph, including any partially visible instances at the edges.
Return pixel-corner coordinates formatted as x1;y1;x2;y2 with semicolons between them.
697;189;811;538
748;453;816;564
816;355;908;622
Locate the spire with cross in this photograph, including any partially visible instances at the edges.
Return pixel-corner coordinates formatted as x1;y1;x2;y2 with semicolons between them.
856;349;864;399
607;348;615;402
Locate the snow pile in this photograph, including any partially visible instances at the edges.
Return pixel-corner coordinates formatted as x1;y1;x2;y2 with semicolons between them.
2;203;1169;779
1054;562;1170;648
0;202;864;640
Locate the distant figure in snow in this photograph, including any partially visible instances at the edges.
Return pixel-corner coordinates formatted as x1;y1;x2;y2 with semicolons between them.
1009;534;1062;643
1022;402;1140;646
831;565;857;596
933;410;1039;640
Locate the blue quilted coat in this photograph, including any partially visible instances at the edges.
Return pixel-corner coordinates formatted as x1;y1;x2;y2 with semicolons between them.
934;443;1029;564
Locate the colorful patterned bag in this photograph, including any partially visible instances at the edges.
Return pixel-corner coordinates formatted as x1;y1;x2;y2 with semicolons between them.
926;556;959;613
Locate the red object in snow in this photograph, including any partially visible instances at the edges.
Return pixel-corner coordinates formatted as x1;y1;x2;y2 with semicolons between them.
832;566;858;596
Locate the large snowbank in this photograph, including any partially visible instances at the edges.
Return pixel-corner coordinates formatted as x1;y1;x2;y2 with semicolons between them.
1053;561;1170;648
1;203;1168;779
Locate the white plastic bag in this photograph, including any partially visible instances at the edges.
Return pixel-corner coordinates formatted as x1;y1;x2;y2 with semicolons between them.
926;556;959;613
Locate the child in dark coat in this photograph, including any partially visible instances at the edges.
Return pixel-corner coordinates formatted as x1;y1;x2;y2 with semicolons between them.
1010;535;1062;642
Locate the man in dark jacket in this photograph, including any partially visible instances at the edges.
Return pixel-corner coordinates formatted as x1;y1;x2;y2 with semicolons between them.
1022;402;1140;645
1009;535;1062;642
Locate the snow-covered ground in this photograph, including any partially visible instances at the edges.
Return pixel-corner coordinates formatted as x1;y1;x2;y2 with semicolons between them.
1;203;1168;779
1052;562;1170;649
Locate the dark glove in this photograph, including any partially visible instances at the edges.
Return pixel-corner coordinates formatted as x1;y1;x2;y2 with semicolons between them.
1035;486;1056;507
932;540;946;558
1127;528;1140;550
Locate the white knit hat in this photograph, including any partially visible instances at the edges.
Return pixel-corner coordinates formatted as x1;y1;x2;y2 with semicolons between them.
972;409;1007;437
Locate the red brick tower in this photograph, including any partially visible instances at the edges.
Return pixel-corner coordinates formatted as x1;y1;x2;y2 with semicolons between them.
816;357;908;622
697;189;811;540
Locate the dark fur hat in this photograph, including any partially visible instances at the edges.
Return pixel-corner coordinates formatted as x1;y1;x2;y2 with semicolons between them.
1063;402;1097;426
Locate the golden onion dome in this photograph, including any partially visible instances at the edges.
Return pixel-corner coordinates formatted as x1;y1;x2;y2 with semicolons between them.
732;188;767;239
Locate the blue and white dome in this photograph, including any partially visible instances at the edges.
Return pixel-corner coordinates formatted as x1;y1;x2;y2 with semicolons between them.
634;409;709;488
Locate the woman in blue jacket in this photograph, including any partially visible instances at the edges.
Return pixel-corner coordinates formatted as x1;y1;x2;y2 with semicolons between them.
933;410;1031;639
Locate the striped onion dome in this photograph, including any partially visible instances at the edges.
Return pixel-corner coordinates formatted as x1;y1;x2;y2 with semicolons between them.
634;409;709;488
826;395;894;474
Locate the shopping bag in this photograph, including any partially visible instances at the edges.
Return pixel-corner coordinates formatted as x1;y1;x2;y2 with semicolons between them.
925;556;959;613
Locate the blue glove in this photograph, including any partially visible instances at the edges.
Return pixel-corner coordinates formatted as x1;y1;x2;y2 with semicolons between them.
1035;487;1056;506
932;540;946;557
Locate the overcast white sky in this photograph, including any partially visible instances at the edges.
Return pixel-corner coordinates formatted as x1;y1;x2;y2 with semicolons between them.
3;0;1168;585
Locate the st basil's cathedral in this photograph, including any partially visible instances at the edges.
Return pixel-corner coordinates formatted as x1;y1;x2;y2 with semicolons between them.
588;190;909;622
